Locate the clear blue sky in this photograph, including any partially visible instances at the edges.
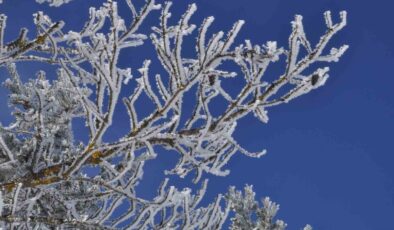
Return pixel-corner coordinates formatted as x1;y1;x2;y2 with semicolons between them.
0;0;393;229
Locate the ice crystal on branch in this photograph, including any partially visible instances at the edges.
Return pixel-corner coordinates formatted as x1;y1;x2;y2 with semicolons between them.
0;0;347;229
1;0;75;7
36;0;74;7
227;185;287;230
226;186;314;230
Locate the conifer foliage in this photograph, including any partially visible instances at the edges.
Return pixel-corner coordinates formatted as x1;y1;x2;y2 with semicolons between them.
0;0;347;229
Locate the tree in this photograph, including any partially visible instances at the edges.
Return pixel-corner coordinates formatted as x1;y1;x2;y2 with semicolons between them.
0;0;347;229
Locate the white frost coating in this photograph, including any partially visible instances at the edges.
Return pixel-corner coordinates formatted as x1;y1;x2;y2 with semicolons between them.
36;0;74;7
254;106;269;123
11;183;22;216
0;191;2;216
227;185;294;230
0;1;345;229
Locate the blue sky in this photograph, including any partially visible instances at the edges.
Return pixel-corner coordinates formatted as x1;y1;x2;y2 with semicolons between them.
0;0;393;229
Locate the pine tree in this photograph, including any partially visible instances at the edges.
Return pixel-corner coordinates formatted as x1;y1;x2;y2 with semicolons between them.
0;0;347;229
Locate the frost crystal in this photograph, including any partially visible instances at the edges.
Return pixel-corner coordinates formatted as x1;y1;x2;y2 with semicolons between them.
0;1;346;229
35;0;74;7
0;0;75;6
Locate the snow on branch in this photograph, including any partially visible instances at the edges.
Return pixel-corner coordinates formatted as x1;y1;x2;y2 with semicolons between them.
0;0;75;7
0;1;346;229
226;185;314;230
36;0;74;7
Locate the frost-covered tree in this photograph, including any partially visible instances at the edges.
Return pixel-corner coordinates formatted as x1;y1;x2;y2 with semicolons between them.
0;0;347;229
227;185;314;230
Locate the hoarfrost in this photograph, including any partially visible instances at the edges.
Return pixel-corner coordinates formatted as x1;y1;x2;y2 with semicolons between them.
0;1;346;229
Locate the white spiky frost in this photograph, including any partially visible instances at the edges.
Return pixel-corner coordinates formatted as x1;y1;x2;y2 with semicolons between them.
0;1;346;229
36;0;74;7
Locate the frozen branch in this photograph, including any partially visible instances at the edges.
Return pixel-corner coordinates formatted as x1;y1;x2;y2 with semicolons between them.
0;1;346;229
